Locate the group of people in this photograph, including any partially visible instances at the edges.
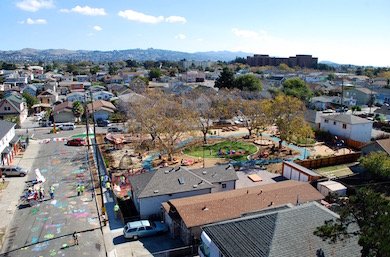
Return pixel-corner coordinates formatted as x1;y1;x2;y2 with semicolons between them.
26;184;56;201
76;183;85;196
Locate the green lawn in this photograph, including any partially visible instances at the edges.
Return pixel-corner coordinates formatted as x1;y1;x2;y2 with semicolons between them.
183;140;257;161
314;164;354;177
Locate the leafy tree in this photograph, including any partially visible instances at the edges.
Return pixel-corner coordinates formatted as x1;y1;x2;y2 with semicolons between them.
359;151;390;178
233;74;262;91
90;65;100;75
66;63;79;75
125;59;138;68
22;91;39;109
168;68;178;77
327;73;335;81
263;94;311;148
278;63;291;71
314;187;390;257
282;78;311;101
108;62;118;75
72;100;84;122
143;60;155;70
148;68;162;81
237;99;270;137
214;67;234;89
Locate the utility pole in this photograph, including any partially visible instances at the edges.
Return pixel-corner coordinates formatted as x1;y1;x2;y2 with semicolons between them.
341;76;344;112
84;93;90;150
91;88;106;226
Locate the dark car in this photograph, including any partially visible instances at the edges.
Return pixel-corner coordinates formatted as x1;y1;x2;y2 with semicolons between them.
107;126;124;133
97;120;111;127
67;138;87;146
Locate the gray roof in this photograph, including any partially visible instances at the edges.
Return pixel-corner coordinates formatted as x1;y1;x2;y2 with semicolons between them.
323;114;373;125
203;202;361;257
311;96;337;103
0;120;15;140
130;164;238;199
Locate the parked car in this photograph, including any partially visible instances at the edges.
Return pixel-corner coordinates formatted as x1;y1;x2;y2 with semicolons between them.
0;165;28;177
107;127;124;133
58;123;75;130
67;138;86;146
123;220;169;240
97;120;111;127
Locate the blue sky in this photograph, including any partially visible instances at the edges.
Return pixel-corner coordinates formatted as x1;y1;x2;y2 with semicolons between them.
1;0;390;67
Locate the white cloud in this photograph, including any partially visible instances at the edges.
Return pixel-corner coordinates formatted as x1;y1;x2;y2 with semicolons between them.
232;28;259;39
16;0;54;12
118;10;164;24
93;26;102;31
70;6;106;16
175;34;186;40
26;18;47;24
165;16;186;24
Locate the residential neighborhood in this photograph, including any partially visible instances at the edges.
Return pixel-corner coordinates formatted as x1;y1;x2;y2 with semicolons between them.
0;54;389;257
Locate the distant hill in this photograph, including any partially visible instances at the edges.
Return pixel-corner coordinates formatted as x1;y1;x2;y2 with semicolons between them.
319;61;341;67
0;48;253;63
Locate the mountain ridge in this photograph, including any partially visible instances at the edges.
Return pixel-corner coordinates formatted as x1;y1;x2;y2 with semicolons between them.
0;48;253;63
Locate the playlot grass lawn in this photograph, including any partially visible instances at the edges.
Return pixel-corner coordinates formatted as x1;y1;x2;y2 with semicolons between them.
183;140;257;161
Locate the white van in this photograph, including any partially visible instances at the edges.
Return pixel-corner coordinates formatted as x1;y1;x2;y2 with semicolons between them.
58;123;75;130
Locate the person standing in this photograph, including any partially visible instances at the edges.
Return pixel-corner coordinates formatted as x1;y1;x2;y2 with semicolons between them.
76;184;81;196
105;181;111;192
73;231;79;245
39;186;44;201
81;184;85;194
49;185;55;199
114;204;119;219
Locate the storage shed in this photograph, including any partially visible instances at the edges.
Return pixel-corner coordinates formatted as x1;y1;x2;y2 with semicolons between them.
282;161;322;182
317;181;347;197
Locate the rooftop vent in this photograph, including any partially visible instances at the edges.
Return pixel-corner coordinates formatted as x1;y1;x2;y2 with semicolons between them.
154;190;159;194
178;177;185;185
212;173;217;177
258;190;263;195
192;184;198;188
202;206;209;211
198;180;204;185
176;167;181;172
202;171;207;175
164;170;169;174
225;164;231;170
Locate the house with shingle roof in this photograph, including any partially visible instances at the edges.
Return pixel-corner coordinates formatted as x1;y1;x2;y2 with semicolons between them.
37;89;58;105
361;138;390;156
87;100;116;121
199;201;361;257
162;180;324;244
52;101;76;123
0;93;28;124
130;164;238;220
343;86;376;106
320;114;373;143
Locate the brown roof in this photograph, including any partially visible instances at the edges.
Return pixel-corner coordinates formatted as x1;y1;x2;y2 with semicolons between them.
162;180;324;228
376;138;390;154
87;100;116;113
52;101;73;114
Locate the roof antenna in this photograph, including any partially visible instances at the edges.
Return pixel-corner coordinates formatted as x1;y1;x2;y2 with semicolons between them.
258;189;263;195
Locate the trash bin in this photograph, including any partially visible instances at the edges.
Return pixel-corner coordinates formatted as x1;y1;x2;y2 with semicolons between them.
214;131;216;135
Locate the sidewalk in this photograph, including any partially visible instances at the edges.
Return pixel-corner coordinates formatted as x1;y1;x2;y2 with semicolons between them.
0;143;40;252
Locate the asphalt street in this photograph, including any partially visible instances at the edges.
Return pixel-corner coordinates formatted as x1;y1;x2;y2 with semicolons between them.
0;142;105;257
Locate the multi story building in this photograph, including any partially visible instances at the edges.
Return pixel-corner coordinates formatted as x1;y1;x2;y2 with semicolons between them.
247;54;318;68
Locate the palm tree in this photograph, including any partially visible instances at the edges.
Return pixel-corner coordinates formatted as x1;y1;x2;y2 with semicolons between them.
72;101;84;122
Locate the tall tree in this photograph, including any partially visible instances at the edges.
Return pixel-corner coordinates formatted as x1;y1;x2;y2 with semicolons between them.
214;67;234;89
72;100;84;122
314;187;390;257
237;99;268;137
282;78;311;101
233;74;262;91
148;68;162;81
108;62;118;75
263;94;310;148
22;91;39;109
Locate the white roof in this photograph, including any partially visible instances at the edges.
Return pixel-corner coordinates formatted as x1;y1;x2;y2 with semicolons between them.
318;181;346;191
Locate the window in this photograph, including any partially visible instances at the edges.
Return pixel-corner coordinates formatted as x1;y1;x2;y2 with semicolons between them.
138;227;145;231
146;226;153;231
343;124;347;129
128;228;137;233
333;121;336;125
222;183;227;189
324;119;329;123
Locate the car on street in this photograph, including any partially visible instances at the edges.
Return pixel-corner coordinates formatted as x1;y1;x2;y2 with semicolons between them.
67;138;87;146
123;220;169;240
107;126;124;133
0;165;28;177
58;123;75;130
97;119;111;127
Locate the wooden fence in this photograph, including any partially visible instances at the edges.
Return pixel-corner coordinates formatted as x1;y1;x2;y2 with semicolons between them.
294;152;361;169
